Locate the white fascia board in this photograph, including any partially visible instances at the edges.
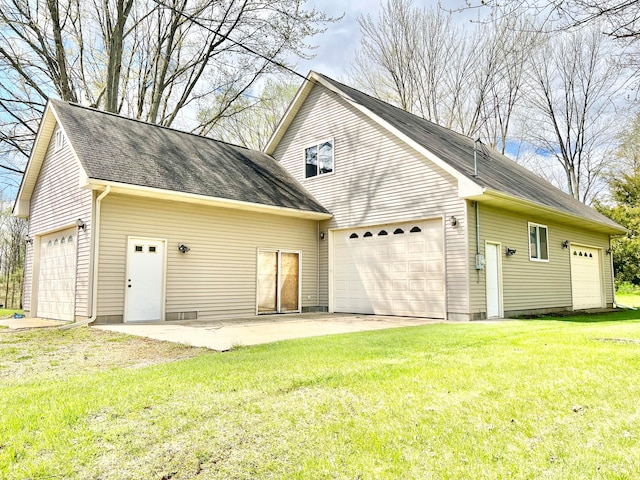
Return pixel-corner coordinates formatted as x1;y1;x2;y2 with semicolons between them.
13;103;56;217
85;179;333;220
264;71;315;155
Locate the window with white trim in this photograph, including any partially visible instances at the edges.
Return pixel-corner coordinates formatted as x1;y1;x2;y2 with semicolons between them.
529;223;549;261
54;130;64;150
305;140;333;178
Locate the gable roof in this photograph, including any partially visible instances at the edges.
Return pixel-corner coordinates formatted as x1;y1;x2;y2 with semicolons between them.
15;99;330;219
266;71;624;234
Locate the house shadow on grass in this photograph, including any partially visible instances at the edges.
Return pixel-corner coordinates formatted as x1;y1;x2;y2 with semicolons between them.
517;308;640;323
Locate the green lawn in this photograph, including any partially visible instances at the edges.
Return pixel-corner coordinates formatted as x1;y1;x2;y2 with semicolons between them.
2;311;640;479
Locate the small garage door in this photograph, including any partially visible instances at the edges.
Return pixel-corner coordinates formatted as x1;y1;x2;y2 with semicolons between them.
37;228;77;320
571;245;603;310
333;220;445;318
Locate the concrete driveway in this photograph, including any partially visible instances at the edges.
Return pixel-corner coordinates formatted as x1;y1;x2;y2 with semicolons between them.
95;313;443;351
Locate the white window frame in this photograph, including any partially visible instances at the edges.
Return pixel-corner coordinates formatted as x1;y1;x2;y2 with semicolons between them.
304;138;334;179
54;130;64;151
528;222;549;262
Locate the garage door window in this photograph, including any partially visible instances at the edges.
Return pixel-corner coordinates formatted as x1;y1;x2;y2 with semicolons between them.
529;223;549;261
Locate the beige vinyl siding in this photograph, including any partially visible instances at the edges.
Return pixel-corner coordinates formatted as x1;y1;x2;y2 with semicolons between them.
273;84;469;317
97;194;319;321
25;126;92;317
468;202;614;318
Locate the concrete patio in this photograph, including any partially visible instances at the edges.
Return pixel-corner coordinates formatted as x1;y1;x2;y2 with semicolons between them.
94;313;444;351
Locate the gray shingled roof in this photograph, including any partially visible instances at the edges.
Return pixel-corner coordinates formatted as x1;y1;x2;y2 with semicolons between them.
50;100;328;214
314;73;621;230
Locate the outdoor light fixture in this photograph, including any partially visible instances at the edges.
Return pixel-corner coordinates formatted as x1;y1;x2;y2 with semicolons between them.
25;235;33;245
76;218;86;231
450;216;458;227
506;247;516;256
562;240;569;249
178;243;190;253
320;231;325;240
606;248;612;255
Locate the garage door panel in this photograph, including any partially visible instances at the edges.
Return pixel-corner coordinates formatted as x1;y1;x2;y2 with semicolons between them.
571;246;603;310
37;228;77;321
333;220;445;319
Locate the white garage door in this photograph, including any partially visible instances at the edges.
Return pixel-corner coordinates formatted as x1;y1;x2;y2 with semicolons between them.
37;228;77;320
333;220;445;318
571;245;603;310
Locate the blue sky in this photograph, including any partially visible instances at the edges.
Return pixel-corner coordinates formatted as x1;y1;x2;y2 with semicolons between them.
294;0;474;80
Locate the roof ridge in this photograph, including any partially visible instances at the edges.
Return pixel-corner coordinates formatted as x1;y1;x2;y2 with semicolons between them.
48;98;257;153
312;72;475;145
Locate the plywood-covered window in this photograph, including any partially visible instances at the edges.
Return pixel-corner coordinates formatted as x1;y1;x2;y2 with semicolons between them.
257;250;300;314
529;222;549;262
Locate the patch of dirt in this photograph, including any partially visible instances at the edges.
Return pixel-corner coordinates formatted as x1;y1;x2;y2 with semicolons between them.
0;327;209;382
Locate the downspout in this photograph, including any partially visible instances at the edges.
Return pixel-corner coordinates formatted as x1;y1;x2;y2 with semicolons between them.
60;186;111;329
473;139;481;259
474;139;481;264
476;201;481;260
317;221;320;312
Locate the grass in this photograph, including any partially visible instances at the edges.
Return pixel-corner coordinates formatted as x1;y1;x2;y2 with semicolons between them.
616;283;640;307
0;309;23;318
2;311;640;478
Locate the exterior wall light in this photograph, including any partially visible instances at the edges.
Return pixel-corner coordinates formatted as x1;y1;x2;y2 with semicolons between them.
178;243;190;253
450;216;458;227
76;218;86;231
320;232;326;240
606;248;612;255
25;235;33;245
506;247;516;256
562;240;569;249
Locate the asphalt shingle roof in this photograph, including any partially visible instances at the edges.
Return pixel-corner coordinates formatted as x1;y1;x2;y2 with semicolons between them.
50;99;328;214
314;73;621;230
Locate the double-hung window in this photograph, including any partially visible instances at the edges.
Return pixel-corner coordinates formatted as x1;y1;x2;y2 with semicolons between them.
529;223;549;261
305;140;333;178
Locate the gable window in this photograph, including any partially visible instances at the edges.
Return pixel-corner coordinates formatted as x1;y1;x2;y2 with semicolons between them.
529;223;549;261
305;140;333;178
54;130;64;150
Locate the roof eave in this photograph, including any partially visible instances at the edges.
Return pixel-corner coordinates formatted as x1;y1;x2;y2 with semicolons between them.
264;71;316;155
12;101;57;217
464;189;627;235
86;179;333;220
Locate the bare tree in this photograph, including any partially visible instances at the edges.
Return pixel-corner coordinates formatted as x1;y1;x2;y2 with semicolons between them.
350;0;535;152
460;1;640;40
205;77;299;150
0;210;27;309
0;0;337;181
522;27;627;203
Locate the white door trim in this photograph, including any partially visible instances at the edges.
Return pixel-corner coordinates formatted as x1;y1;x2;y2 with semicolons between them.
124;236;167;322
485;241;503;319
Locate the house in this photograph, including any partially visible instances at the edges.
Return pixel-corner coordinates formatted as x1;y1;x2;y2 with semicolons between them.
14;71;625;323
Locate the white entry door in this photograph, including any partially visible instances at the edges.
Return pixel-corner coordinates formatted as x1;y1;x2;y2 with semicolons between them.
37;228;77;320
332;220;445;318
571;245;603;310
125;238;165;322
485;242;503;318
